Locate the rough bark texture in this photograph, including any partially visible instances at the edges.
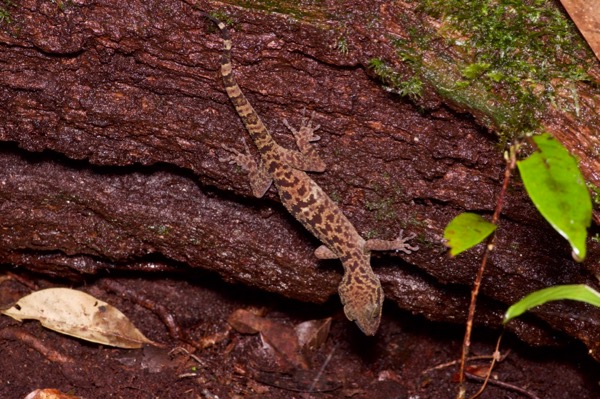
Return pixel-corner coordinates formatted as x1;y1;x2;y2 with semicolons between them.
1;0;599;361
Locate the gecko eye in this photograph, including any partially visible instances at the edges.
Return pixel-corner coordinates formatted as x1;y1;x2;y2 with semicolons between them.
373;306;382;319
366;304;381;320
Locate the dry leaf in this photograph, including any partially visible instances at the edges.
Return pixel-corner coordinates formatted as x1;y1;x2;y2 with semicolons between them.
260;322;309;370
254;368;342;393
228;308;267;334
2;288;155;348
228;308;308;369
465;364;493;379
24;388;82;399
560;0;600;61
295;318;331;351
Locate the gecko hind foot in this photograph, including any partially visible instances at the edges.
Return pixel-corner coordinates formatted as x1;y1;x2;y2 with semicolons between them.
219;142;273;198
219;141;254;171
390;229;419;253
364;229;420;254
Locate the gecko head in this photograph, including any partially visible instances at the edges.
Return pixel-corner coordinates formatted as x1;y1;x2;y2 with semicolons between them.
338;272;384;336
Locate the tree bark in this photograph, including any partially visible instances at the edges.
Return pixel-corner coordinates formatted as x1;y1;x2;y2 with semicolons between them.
1;0;599;360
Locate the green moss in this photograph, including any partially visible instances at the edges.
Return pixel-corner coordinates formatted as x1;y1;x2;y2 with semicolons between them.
365;197;397;222
588;182;600;208
336;36;349;56
405;214;427;229
383;0;596;139
207;10;234;26
0;0;12;24
329;190;342;203
219;0;325;20
368;58;423;100
416;236;431;250
149;225;171;236
364;230;379;240
53;0;74;11
461;62;491;80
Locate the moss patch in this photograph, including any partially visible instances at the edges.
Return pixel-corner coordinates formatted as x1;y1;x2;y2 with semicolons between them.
0;0;13;24
373;0;597;140
218;0;326;20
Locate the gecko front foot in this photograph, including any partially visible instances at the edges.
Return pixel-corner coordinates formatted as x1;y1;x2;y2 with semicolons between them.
283;109;321;143
280;109;326;172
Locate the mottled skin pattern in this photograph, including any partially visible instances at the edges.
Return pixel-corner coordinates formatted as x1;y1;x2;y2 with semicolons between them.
205;15;418;335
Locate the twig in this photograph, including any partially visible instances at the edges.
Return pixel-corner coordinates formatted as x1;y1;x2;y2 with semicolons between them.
457;145;518;399
465;371;540;399
422;350;510;374
308;344;337;393
98;279;184;341
4;271;39;290
468;331;504;399
0;326;74;363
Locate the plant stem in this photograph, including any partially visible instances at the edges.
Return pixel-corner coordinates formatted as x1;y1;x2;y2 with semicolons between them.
456;145;517;398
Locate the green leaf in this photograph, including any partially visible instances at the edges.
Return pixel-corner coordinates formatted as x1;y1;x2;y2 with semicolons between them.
504;284;600;324
516;133;591;261
444;213;496;256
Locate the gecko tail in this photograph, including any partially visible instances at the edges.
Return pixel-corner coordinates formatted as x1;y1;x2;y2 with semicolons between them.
201;13;233;70
202;13;231;39
202;12;275;153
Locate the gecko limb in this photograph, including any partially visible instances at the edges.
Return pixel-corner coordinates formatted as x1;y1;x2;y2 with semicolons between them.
281;111;326;172
365;230;419;254
314;245;338;259
220;141;272;198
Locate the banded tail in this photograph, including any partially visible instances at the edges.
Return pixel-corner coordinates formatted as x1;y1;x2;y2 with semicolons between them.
203;14;274;152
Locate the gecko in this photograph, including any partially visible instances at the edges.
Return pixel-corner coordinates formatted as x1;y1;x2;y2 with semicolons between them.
204;14;419;335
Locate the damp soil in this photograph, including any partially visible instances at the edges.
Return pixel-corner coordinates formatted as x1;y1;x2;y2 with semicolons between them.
0;269;598;399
